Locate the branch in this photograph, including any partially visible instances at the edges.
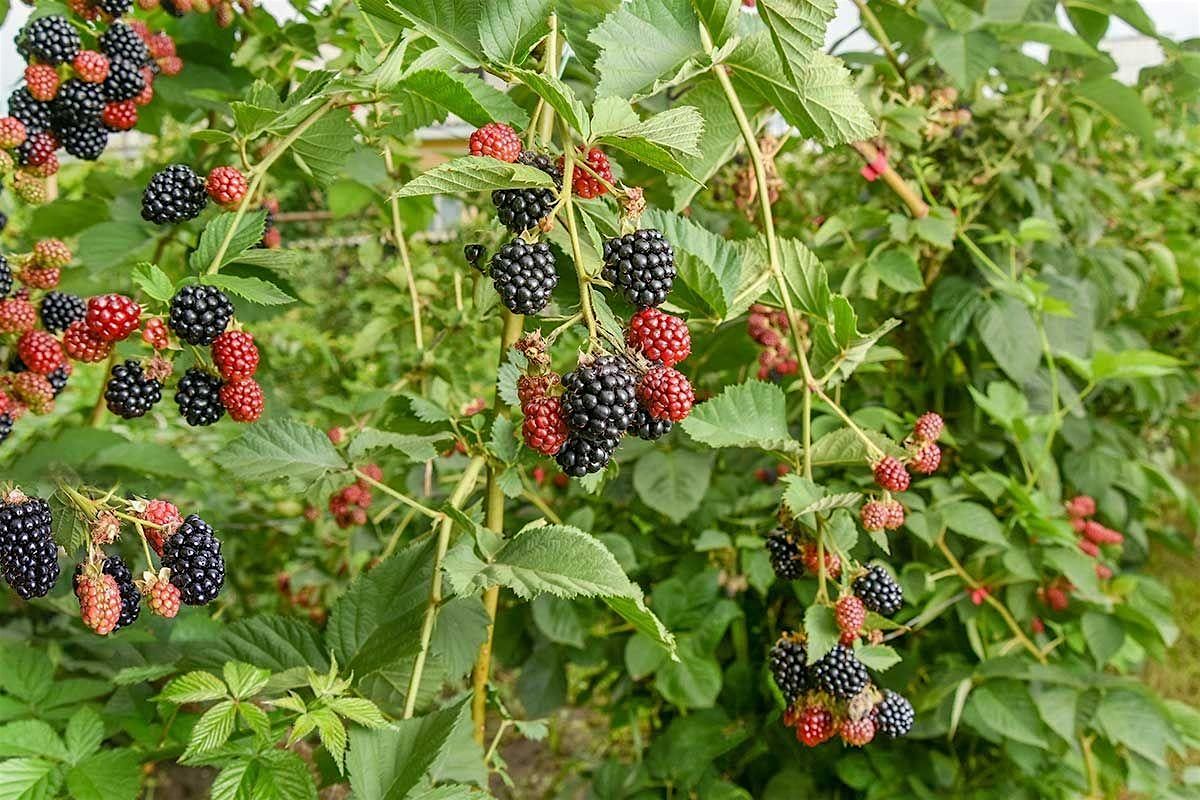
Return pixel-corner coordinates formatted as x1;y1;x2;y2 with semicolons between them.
850;140;929;218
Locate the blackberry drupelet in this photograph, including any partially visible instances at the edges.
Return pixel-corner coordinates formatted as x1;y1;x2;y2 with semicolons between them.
769;634;809;704
59;124;108;161
491;150;561;233
765;528;803;580
39;291;85;332
8;89;53;134
105;359;162;418
0;255;10;297
101;58;145;102
874;690;915;738
489;239;559;315
99;22;150;65
0;494;60;599
554;434;620;477
853;564;904;617
102;555;140;630
51;79;106;126
141;164;208;224
561;355;637;442
19;16;80;65
160;515;225;605
47;366;70;397
175;368;225;426
810;644;869;699
601;229;676;308
628;407;672;440
168;284;234;345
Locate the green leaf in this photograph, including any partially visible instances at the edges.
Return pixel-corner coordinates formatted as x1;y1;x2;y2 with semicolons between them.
196;615;331;674
976;295;1039;383
590;0;704;99
510;67;590;137
347;429;449;462
756;0;836;68
0;758;61;800
632;449;714;523
693;0;740;46
600;137;698;181
347;698;472;800
988;21;1099;55
642;208;757;320
1082;611;1124;666
291;110;355;188
929;28;999;88
772;237;830;319
130;263;175;302
964;681;1047;748
382;0;484;66
189;210;268;273
1096;690;1174;765
941;501;1007;545
804;605;838;663
64;708;104;763
809;427;902;467
681;381;798;453
870;249;924;293
218;419;347;484
467;524;639;599
1073;78;1156;141
394;157;556;199
205;274;296;306
64;750;139;800
654;639;722;709
855;645;901;672
311;707;348;772
0;721;68;761
602;105;704;156
398;70;528;128
223;662;271;700
479;0;551;66
159;671;229;704
182;700;238;759
604;595;677;658
326;698;388;728
1090;349;1181;381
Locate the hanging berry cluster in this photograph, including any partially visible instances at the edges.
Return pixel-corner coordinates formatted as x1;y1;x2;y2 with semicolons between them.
0;486;225;634
764;412;948;748
3;13;184;205
327;461;384;529
133;0;253;27
464;122;697;478
1033;494;1124;625
747;303;799;381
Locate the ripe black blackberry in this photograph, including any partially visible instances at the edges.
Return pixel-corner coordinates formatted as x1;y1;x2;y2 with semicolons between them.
0;493;60;600
168;284;234;345
602;229;676;308
59;124;108;161
561;355;637;441
489;239;559;315
99;22;150;65
874;690;915;738
160;515;225;605
0;255;11;297
0;415;12;445
16;133;57;168
102;58;145;103
105;359;162;419
810;644;869;699
97;0;135;16
39;291;86;332
47;366;70;397
19;16;80;65
853;564;904;617
554;434;619;477
491;150;561;233
765;529;803;580
102;555;140;630
51;79;105;126
8;88;53;134
769;634;810;704
141;165;208;225
464;244;486;272
628;407;672;440
175;368;226;426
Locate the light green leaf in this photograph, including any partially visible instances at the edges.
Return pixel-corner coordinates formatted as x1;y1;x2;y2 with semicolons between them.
809;427;903;468
291;110;355;188
1090;349;1181;381
217;419;347;484
158;671;229;704
654;638;721;709
1073;78;1156;141
988;21;1099;55
929;28;1000;88
804;605;838;663
311;707;348;772
941;501;1007;545
326;698;388;728
64;750;139;800
347;698;472;800
384;0;483;66
870;249;925;293
181;700;238;759
1096;690;1174;765
223;663;271;700
468;524;638;599
977;295;1039;383
633;449;714;523
189;210;268;273
394;157;556;199
681;381;798;453
130;263;175;303
854;644;902;671
510;67;590;137
591;0;704;99
399;70;528;128
347;429;449;462
64;708;104;763
479;0;552;66
0;721;68;761
604;106;704;156
205;274;296;306
0;758;61;800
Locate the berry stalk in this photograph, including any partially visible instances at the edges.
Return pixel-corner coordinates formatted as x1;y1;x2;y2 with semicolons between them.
352;468;440;520
558;122;600;349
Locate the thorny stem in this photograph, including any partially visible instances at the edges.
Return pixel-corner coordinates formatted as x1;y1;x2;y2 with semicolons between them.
206;97;338;276
353;469;441;520
382;136;425;350
403;456;486;719
559;125;600;349
472;310;524;744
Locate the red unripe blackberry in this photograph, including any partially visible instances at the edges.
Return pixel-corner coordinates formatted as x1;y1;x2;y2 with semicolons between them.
218;377;264;423
13;373;54;414
205;166;248;207
86;293;141;342
101;100;138;131
1082;520;1123;545
24;65;61;102
884;501;905;530
138;498;183;553
211;330;259;379
840;716;877;747
102;555;141;630
63;321;113;362
873;690;915;738
18;266;59;289
32;238;71;269
73;51;111;83
522;396;569;456
139;569;181;618
141;317;170;349
1077;538;1100;558
801;542;841;579
76;568;122;635
0;492;60;599
261;227;282;248
768;633;809;703
468;122;521;163
909;443;941;475
133;69;155;106
835;595;866;638
357;463;383;484
0;117;27;149
636;366;694;422
765;529;803;580
625;308;691;367
1065;495;1096;518
853;564;903;617
0;298;37;333
517;373;560;404
872;456;910;492
327;427;345;445
860;499;899;532
1031;616;1045;635
1095;563;1113;580
16;131;58;167
913;411;943;443
147;32;176;59
157;55;184;77
1044;584;1070;611
17;330;65;375
796;702;835;747
558;146;614;199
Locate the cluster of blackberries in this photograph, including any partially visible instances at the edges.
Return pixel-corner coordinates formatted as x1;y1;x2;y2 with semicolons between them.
746;303;799;381
3;17;183;204
0;490;60;600
135;0;251;27
141;164;249;224
1065;493;1122;580
860;411;946;532
326;462;383;528
770;632;915;747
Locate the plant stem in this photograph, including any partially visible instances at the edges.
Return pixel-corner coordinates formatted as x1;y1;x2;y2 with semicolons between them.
850;140;929;218
539;14;559;146
353;469;441;520
383;140;425;350
472;311;524;744
848;0;908;87
812;384;885;459
89;350;118;427
403;456;486;719
559;127;599;348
